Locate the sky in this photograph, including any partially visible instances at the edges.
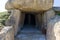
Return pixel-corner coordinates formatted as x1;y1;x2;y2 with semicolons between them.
0;0;60;12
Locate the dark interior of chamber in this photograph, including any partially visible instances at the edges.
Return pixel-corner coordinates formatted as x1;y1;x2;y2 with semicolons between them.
16;12;46;40
15;12;46;40
24;13;36;25
20;12;40;33
20;12;46;35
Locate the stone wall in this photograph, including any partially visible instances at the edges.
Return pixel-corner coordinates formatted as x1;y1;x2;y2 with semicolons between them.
35;14;42;29
0;26;14;40
47;15;60;40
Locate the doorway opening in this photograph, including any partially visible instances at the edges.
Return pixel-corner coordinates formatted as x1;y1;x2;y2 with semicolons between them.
16;12;46;40
21;13;40;33
24;13;36;25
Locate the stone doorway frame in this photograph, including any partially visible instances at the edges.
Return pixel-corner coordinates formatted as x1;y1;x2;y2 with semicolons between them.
5;9;55;37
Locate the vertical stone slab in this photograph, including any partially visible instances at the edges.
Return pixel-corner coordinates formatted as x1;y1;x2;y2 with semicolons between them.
11;10;22;35
47;15;60;40
10;10;25;35
43;9;55;28
35;14;42;29
19;13;25;30
35;14;39;28
5;10;25;35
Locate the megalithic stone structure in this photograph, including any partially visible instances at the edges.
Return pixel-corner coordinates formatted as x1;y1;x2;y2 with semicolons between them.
5;0;54;12
5;0;56;40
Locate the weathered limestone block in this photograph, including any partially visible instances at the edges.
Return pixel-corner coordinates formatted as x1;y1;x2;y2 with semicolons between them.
47;15;60;40
43;9;55;28
19;13;25;30
9;10;21;35
5;10;25;35
35;14;42;29
5;0;54;12
11;10;25;35
0;26;14;40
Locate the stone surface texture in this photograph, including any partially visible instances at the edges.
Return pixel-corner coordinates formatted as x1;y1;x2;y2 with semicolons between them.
43;9;55;28
0;26;14;40
47;15;60;40
35;14;42;29
5;0;53;12
5;10;25;36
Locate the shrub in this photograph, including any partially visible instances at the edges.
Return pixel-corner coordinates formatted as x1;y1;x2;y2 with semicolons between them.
58;13;60;15
0;12;10;26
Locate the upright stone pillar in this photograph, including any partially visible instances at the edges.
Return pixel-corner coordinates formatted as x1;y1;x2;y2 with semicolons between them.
43;9;55;29
5;9;23;35
19;12;25;31
11;9;21;36
35;14;42;29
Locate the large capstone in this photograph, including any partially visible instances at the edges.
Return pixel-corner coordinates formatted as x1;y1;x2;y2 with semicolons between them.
5;0;54;12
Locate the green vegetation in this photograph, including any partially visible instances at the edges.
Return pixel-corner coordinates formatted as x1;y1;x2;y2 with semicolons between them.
0;12;10;26
58;13;60;16
56;12;60;16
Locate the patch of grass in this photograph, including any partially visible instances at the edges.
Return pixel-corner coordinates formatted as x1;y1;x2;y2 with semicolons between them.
0;11;10;26
56;12;60;16
58;13;60;16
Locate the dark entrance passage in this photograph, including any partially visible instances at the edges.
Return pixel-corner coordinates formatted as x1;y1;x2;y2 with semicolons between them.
24;14;36;25
20;13;40;34
16;13;46;40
